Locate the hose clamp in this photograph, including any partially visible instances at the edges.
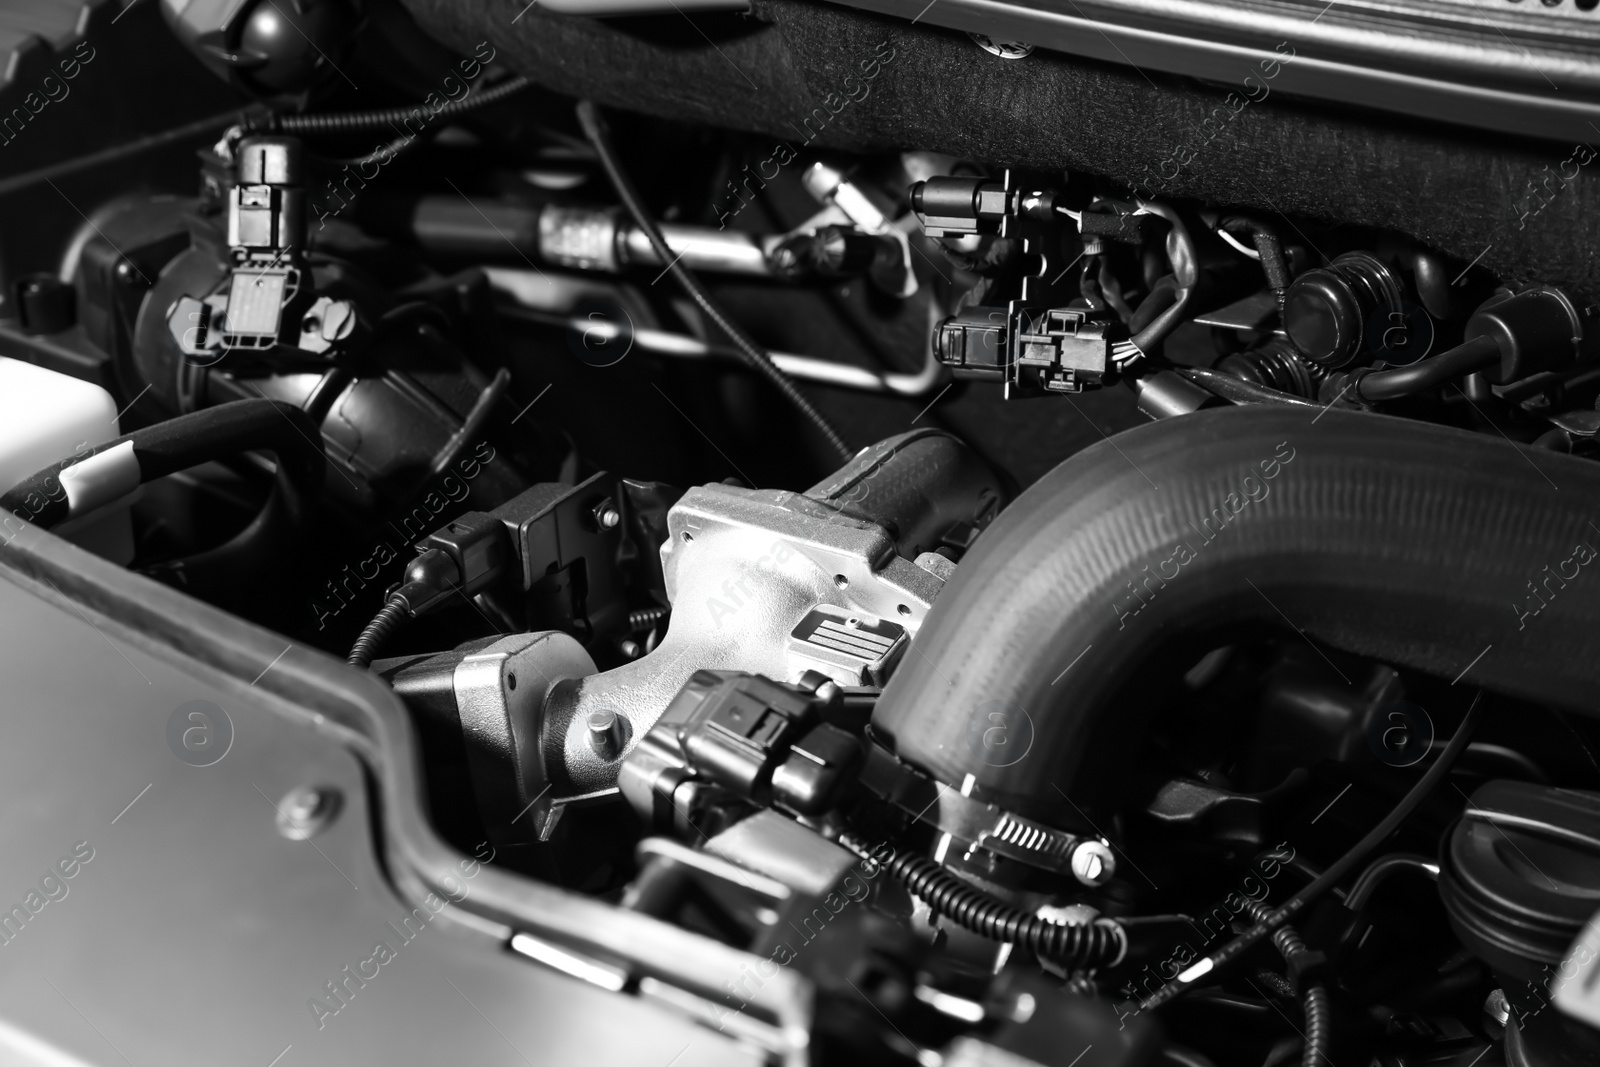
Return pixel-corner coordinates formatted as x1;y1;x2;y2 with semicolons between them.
860;741;1115;885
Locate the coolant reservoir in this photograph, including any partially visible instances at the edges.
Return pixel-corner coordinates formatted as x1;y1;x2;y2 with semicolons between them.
0;357;134;563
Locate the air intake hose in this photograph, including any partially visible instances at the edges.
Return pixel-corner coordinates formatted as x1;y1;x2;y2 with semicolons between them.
870;406;1600;825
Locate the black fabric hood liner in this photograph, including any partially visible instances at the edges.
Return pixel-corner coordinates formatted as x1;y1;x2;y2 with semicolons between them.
402;0;1599;301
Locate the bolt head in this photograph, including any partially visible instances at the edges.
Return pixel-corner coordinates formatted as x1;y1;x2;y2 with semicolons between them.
587;708;629;760
284;789;322;820
1070;839;1116;886
276;786;340;840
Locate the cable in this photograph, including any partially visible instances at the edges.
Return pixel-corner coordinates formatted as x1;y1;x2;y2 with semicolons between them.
1260;1038;1303;1067
1140;690;1486;1012
1246;904;1333;1067
845;839;1126;968
1218;217;1290;309
324;130;424;169
1299;987;1332;1067
1100;257;1135;323
1357;335;1500;401
267;76;535;135
349;595;410;668
1130;199;1199;354
575;100;852;462
1273;940;1337;1067
1178;367;1323;410
1344;853;1438;912
0;399;325;603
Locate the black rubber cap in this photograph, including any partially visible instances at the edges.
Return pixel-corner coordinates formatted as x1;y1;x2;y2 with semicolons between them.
1439;780;1600;983
1285;269;1364;367
15;273;75;335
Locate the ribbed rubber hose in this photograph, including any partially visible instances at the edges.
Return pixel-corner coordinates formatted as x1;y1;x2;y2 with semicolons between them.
269;77;534;134
871;405;1600;828
575;100;852;462
349;595;410;669
873;847;1125;967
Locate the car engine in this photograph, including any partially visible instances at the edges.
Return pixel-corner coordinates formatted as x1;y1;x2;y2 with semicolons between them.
1;0;1599;1064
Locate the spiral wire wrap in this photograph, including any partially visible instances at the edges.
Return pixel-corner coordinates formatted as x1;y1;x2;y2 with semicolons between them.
1248;901;1333;1067
862;843;1126;968
268;77;535;135
348;595;410;669
629;606;671;632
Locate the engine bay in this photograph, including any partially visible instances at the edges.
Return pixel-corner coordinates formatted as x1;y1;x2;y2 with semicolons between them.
2;1;1600;1064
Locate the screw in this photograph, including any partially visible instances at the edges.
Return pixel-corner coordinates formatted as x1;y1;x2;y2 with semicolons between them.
1069;839;1116;886
592;499;621;530
276;786;341;840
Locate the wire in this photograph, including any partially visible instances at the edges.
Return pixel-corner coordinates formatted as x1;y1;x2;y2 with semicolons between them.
1357;335;1500;401
1242;901;1331;1067
1344;853;1438;912
1128;200;1199;354
1218;217;1290;308
1178;367;1323;410
840;836;1126;967
267;76;535;135
1217;229;1262;261
1139;690;1486;1012
324;130;423;169
575;100;852;462
1274;925;1331;1067
348;595;410;669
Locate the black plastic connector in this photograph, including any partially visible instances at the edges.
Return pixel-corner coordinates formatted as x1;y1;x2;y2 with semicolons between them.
408;513;510;606
935;307;1009;380
619;671;860;832
387;547;463;616
396;471;628;642
910;177;1011;237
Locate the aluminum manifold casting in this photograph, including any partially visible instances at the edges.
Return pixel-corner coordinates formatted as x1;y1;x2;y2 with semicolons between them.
447;429;1003;843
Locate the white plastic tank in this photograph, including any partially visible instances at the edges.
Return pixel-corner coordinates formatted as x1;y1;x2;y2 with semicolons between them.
0;357;134;563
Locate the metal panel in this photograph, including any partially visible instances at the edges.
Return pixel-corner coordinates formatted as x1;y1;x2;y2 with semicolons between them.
0;525;776;1065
